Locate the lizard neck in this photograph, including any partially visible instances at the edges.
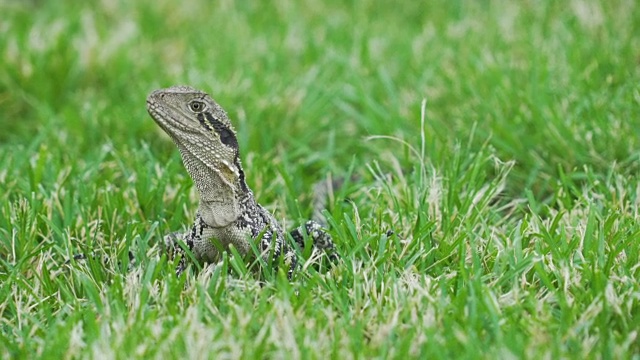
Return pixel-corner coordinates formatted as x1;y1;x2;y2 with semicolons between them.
176;143;252;201
232;154;250;195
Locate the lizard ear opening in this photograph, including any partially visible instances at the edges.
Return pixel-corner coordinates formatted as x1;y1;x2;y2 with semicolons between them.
200;200;239;227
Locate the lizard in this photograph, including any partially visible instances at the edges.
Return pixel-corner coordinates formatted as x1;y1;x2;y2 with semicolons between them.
146;85;338;277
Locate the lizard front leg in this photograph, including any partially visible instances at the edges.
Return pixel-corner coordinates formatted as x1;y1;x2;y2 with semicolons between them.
162;231;192;276
289;220;340;262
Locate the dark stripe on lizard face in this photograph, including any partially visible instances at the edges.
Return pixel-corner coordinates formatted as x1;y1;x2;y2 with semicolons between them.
201;112;249;193
196;113;212;131
204;113;239;151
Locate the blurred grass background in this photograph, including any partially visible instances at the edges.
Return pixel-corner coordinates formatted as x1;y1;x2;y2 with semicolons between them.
1;0;639;358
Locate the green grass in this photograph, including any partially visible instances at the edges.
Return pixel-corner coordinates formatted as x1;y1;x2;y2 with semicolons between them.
1;0;640;358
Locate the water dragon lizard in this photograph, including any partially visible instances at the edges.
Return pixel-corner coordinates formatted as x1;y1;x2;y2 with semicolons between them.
146;85;338;277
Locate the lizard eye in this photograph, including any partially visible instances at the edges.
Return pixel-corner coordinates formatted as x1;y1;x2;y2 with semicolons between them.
188;100;206;113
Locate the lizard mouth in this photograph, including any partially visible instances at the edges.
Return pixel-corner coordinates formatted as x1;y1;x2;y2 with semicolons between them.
147;102;206;145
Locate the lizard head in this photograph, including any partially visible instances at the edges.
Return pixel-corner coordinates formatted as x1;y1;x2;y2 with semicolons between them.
146;85;238;159
147;86;250;226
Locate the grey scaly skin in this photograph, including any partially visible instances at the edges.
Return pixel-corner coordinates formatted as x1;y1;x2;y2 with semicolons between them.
146;85;338;277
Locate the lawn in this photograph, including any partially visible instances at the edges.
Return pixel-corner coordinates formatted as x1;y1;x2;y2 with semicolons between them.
1;0;640;358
